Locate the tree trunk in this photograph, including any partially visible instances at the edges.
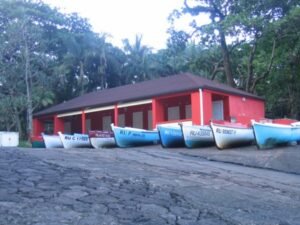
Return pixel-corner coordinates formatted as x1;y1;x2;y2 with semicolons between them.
99;48;107;89
219;29;235;87
245;43;257;92
23;28;33;141
250;39;276;93
79;60;85;95
15;112;22;138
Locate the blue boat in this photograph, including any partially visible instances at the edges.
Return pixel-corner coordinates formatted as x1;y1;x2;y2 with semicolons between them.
252;120;300;149
111;124;160;148
157;125;185;148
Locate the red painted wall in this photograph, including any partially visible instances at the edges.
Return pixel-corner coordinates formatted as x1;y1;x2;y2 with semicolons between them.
152;99;164;128
33;118;44;136
200;89;264;125
202;91;213;125
70;115;82;133
228;95;265;124
152;93;192;128
119;104;151;129
53;116;64;134
191;91;200;125
114;105;118;126
81;111;86;134
86;110;114;130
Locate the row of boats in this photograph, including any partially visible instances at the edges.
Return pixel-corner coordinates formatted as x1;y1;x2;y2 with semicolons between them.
35;119;300;150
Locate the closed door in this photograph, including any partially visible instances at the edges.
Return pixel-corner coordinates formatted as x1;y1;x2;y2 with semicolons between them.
64;121;71;134
148;110;152;130
212;100;224;120
85;119;91;132
102;116;112;130
118;114;125;127
133;111;143;129
168;106;180;120
185;104;191;119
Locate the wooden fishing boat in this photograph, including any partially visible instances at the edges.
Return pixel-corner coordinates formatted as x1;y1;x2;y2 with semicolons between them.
157;124;185;148
42;133;63;149
31;135;45;148
111;124;159;148
58;132;91;149
89;130;115;148
180;124;214;148
210;121;254;149
252;120;300;149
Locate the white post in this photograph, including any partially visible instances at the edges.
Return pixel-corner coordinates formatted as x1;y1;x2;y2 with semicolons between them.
199;88;204;125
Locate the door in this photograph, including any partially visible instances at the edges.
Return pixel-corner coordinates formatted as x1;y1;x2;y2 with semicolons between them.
212;100;224;120
102;116;112;131
118;114;125;127
133;111;143;129
64;121;71;134
85;119;91;132
148;110;152;130
167;106;180;120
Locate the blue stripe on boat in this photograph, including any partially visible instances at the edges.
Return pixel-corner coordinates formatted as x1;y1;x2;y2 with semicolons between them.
112;125;160;148
157;125;185;148
252;121;300;149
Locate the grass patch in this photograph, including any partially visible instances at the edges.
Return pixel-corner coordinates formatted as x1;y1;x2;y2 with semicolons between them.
18;140;31;148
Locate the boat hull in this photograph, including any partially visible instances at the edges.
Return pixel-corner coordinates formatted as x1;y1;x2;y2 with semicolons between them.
181;124;214;148
58;132;91;149
111;125;160;148
252;121;300;149
42;133;63;149
89;130;115;148
31;136;45;148
90;137;115;148
211;122;254;149
157;125;184;148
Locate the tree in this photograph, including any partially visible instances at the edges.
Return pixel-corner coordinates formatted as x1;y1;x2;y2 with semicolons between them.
0;0;59;138
122;35;152;84
178;0;236;86
172;0;300;91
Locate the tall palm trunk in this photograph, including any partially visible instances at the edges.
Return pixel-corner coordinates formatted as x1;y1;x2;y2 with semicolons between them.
23;27;33;140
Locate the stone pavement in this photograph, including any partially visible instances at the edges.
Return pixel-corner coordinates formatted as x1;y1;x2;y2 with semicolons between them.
0;146;300;225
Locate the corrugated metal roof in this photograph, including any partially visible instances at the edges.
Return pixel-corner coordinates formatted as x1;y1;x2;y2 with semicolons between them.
34;73;263;117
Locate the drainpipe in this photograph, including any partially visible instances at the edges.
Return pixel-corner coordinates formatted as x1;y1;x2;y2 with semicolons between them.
199;88;204;125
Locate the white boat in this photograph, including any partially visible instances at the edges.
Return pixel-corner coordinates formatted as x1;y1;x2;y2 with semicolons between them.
89;130;115;148
58;132;91;149
210;121;254;149
42;133;63;149
180;124;214;148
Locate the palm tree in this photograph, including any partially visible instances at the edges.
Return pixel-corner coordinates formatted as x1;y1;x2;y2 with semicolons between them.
122;35;152;84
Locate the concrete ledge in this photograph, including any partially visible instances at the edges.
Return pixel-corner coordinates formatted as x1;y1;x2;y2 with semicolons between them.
170;145;300;175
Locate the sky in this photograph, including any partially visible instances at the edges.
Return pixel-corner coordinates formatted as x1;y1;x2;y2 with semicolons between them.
42;0;194;50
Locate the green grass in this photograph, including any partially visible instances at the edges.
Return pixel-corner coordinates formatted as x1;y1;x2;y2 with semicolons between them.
18;140;31;148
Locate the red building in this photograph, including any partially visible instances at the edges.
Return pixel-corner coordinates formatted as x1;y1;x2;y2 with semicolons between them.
33;73;265;135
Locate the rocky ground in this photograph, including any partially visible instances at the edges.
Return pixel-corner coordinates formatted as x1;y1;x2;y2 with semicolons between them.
0;146;299;225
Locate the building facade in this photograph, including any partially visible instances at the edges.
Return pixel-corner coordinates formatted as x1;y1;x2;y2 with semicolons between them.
33;73;265;135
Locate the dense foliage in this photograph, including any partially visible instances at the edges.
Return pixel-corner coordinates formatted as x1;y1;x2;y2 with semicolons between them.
0;0;299;138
